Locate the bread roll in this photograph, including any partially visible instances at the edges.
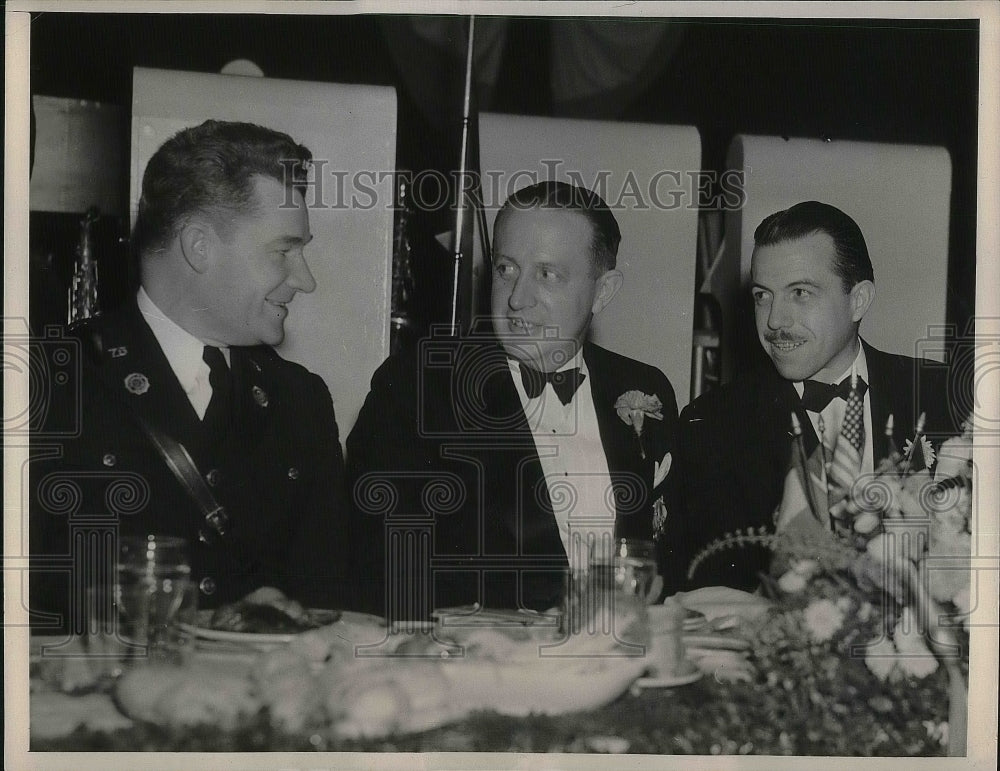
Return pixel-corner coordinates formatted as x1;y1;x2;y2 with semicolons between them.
115;660;259;729
323;659;457;738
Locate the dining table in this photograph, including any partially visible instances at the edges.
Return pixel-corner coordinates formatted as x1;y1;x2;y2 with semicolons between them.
24;588;956;757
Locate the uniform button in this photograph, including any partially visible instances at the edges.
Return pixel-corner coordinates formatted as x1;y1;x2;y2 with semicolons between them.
199;576;217;595
206;469;221;487
287;467;300;480
102;453;117;467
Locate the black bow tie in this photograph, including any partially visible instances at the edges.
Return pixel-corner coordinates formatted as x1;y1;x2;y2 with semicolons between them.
800;376;868;413
519;363;586;404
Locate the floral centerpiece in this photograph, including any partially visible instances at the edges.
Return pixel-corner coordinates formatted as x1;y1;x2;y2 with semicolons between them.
689;415;973;756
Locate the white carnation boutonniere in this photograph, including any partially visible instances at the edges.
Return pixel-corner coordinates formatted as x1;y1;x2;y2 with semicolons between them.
615;390;664;459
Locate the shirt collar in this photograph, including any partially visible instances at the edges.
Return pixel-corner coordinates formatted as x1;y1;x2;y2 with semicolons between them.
793;339;869;398
137;287;228;394
507;347;587;375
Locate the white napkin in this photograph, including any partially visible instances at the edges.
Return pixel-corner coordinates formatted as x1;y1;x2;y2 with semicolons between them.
672;586;771;623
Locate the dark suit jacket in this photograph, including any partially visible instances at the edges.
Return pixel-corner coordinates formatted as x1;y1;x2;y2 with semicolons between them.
29;301;354;632
660;340;959;595
345;331;678;619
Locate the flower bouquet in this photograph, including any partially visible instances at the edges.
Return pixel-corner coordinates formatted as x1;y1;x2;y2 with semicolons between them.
688;416;973;756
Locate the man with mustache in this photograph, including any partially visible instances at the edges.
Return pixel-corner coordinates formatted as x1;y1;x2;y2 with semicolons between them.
31;121;354;629
660;201;958;594
347;181;677;619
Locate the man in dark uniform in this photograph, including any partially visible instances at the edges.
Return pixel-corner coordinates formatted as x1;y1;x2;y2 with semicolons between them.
661;201;959;595
30;120;353;632
347;182;677;620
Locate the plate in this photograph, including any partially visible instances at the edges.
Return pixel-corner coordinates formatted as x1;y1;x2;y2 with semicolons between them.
180;608;341;647
633;669;703;689
434;605;560;628
179;623;296;646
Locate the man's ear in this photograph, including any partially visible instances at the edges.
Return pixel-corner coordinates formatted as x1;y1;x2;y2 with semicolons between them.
592;269;624;315
178;221;213;274
849;279;875;323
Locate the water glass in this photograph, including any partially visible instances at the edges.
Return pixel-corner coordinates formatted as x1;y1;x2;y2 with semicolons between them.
562;537;656;650
86;535;196;677
611;538;659;603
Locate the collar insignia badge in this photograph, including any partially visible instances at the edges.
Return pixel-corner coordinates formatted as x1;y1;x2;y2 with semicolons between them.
124;372;150;395
252;385;269;407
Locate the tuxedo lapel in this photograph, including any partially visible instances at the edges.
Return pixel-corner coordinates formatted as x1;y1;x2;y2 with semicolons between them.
476;344;562;556
583;344;652;539
863;340;905;462
742;370;801;525
478;344;532;437
765;372;820;457
585;344;638;474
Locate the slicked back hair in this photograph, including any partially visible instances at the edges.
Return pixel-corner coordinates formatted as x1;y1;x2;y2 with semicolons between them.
493;181;622;275
753;200;875;290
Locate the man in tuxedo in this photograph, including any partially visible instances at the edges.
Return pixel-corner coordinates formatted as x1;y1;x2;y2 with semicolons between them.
347;182;677;619
31;121;353;631
661;201;958;594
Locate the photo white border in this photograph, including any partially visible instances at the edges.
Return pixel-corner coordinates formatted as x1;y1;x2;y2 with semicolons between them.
5;2;998;770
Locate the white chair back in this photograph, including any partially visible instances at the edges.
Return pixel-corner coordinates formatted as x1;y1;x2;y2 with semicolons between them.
712;134;951;378
477;113;701;407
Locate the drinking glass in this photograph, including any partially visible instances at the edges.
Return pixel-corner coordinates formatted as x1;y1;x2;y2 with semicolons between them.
119;535;195;662
561;537;655;650
87;535;196;675
612;538;659;603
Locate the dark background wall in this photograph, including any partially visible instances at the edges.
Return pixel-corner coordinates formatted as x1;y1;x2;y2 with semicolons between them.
26;12;980;378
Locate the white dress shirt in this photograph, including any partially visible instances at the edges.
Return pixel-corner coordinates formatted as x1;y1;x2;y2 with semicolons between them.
508;351;616;569
793;341;874;475
137;287;229;420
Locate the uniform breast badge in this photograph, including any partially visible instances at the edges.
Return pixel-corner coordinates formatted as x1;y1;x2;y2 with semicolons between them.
252;385;269;407
124;372;150;395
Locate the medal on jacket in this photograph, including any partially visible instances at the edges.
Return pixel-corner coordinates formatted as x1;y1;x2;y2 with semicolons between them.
124;372;150;395
252;385;269;407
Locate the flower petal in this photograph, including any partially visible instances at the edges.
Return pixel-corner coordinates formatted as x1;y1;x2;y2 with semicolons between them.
864;636;898;681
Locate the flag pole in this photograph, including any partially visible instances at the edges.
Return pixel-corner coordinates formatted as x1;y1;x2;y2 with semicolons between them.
900;411;927;476
449;15;477;336
817;415;833;531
